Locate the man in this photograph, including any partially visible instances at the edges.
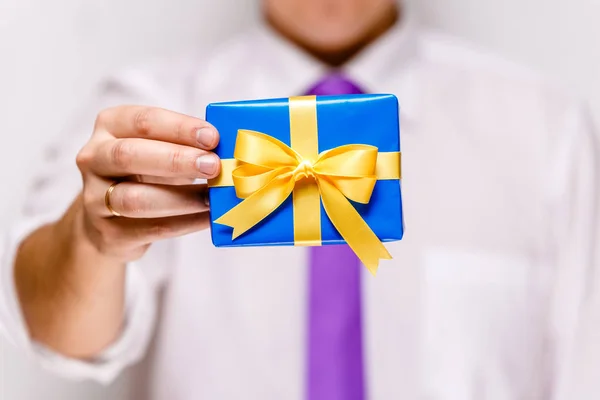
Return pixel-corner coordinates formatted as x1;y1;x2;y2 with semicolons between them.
1;0;598;399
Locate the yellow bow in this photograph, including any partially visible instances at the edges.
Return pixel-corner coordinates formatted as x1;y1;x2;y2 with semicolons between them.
214;128;393;275
210;95;401;275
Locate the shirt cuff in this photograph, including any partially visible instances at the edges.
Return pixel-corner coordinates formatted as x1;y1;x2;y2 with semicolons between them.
0;213;157;385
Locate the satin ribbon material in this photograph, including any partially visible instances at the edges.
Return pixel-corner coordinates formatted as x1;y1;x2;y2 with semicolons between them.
211;96;401;275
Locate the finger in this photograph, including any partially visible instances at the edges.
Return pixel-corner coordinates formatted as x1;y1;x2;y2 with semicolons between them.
91;138;221;179
97;106;219;150
114;212;211;245
135;175;203;186
100;182;209;219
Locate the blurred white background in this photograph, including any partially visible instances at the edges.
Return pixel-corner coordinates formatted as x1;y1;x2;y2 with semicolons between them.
1;0;599;398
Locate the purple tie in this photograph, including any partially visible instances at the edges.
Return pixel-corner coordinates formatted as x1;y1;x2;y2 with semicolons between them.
305;73;366;400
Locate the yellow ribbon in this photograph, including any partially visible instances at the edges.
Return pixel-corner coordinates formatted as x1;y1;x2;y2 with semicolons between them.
210;96;401;275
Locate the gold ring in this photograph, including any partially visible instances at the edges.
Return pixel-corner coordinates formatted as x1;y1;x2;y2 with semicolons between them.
104;181;122;217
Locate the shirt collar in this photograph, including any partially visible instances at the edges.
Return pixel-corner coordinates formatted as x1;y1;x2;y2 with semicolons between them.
252;7;421;121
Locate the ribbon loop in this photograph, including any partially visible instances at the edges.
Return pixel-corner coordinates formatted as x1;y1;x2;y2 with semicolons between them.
234;129;300;168
315;144;378;177
232;165;292;199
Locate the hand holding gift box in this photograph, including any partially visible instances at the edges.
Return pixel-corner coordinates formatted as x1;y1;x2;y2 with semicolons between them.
207;94;403;275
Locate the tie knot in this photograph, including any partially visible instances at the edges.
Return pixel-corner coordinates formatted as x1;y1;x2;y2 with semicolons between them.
293;159;315;181
304;73;365;96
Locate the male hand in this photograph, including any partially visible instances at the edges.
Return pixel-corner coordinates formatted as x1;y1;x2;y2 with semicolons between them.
75;106;220;261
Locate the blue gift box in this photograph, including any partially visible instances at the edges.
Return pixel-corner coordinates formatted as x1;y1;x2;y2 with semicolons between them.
206;94;403;249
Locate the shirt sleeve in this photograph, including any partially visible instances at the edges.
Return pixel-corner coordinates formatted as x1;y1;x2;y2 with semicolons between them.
0;74;170;385
548;103;600;399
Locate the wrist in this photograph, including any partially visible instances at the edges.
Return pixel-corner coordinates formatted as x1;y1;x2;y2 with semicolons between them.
15;196;128;356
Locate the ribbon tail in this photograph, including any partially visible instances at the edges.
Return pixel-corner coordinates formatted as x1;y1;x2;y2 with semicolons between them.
318;178;392;276
215;174;295;239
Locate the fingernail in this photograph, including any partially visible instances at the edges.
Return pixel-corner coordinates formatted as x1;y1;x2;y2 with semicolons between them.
196;154;218;176
196;128;216;148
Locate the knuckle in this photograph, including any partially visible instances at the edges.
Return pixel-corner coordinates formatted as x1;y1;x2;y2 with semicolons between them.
81;186;96;209
111;140;134;170
168;149;185;174
173;119;186;142
76;145;94;170
95;109;111;128
133;107;152;135
75;139;96;170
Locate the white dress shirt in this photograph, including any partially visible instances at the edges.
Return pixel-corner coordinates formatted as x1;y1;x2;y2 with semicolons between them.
1;14;599;400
